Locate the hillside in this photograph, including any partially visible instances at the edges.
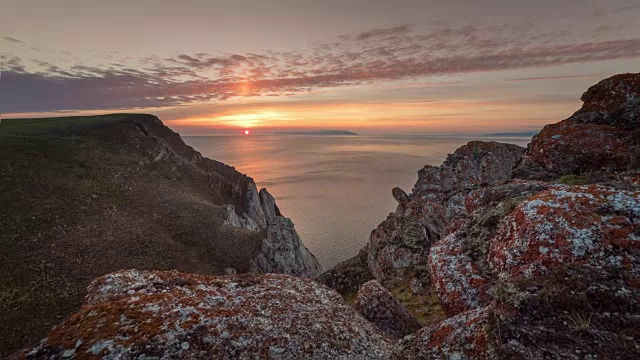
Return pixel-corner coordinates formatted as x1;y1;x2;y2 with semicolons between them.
0;114;321;357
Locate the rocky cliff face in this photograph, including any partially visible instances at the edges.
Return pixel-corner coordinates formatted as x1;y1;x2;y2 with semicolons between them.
0;114;320;357
322;73;640;358
367;141;525;287
223;181;323;278
515;73;640;179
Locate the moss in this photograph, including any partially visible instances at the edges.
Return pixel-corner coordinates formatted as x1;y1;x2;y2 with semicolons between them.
556;174;592;185
388;281;446;326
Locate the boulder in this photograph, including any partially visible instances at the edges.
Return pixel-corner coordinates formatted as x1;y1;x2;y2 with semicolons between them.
399;307;496;359
16;270;396;360
515;73;640;179
489;184;640;280
354;280;421;339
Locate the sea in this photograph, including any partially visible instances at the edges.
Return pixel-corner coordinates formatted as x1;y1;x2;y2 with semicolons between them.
184;134;532;269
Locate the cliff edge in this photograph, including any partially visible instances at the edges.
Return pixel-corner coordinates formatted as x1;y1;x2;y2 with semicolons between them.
0;114;321;357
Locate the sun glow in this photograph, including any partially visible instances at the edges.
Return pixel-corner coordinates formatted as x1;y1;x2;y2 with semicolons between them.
215;110;286;128
244;129;250;135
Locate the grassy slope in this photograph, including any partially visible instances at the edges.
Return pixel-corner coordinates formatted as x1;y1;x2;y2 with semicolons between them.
0;114;265;356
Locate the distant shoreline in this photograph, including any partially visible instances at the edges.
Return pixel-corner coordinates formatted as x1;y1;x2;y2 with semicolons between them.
482;131;538;137
273;130;358;136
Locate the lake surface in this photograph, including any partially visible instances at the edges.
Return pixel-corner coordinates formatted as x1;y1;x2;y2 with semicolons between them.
184;134;532;269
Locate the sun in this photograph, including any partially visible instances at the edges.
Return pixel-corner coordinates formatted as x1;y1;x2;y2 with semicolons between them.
244;129;250;135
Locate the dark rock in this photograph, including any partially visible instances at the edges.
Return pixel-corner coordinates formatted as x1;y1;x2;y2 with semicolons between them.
392;187;409;205
355;280;421;340
317;247;373;296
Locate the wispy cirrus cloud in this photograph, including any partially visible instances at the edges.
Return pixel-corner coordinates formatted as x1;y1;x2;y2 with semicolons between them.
1;35;23;43
3;20;640;113
506;74;602;82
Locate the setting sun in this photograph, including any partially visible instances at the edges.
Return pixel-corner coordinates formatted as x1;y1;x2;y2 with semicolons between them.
244;129;250;135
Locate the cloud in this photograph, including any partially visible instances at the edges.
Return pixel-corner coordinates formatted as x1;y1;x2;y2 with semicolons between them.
1;35;23;43
4;21;640;113
506;74;602;82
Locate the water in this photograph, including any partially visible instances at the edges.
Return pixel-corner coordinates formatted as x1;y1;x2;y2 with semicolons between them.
183;134;532;269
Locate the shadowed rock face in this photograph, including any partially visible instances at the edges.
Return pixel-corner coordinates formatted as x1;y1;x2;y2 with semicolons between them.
15;270;396;360
355;280;421;340
225;187;324;278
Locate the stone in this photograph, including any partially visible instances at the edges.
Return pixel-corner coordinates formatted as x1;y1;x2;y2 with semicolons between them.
367;141;524;285
392;187;409;205
17;270;396;359
488;184;640;280
317;247;374;296
429;233;492;316
354;280;421;339
515;73;640;179
223;187;323;278
399;307;496;359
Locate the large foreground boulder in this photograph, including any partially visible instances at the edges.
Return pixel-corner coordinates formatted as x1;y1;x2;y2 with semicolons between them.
15;270;396;359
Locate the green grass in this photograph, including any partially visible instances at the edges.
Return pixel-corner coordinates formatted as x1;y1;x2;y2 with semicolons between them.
0;113;151;135
556;174;592;185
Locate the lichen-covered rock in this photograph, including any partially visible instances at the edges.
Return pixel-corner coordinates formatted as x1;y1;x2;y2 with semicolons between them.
428;181;549;315
16;270;396;360
367;141;524;284
515;73;640;179
317;247;374;296
354;280;421;340
494;264;640;359
489;184;640;280
399;307;496;359
429;233;492;316
367;206;434;283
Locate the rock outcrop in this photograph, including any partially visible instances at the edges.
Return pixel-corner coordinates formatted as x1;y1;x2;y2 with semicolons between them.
322;73;640;359
317;247;374;296
367;141;525;285
0;114;321;357
15;270;396;359
225;186;323;278
355;280;421;340
515;73;640;179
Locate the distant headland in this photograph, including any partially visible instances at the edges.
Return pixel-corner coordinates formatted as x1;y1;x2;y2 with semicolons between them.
481;131;539;137
273;130;359;136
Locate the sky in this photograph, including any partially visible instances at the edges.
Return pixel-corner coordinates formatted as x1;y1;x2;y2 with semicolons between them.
1;0;639;135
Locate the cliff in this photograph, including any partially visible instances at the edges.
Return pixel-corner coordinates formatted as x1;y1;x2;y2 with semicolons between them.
0;114;321;357
321;73;640;358
10;73;640;359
